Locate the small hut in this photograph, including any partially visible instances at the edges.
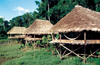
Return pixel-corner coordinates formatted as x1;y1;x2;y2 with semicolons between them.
50;5;100;62
24;19;53;43
7;27;26;38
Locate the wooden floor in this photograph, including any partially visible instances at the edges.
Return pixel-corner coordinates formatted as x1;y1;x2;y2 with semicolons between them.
50;39;100;45
24;37;42;41
8;36;25;39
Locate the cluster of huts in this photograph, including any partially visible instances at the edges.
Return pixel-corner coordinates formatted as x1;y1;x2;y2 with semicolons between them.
7;5;100;62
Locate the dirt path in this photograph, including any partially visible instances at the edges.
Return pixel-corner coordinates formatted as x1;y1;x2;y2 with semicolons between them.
0;57;7;65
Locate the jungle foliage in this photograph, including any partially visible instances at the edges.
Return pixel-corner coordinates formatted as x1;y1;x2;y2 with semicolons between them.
0;0;100;39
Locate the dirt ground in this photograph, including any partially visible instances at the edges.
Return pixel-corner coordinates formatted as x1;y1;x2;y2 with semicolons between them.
0;57;7;65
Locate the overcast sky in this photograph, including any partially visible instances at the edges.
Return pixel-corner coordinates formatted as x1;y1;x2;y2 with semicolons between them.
0;0;41;21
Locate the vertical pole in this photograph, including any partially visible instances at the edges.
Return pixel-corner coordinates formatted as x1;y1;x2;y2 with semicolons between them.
60;34;61;43
34;35;35;49
84;32;86;63
8;35;10;44
60;33;62;59
9;39;10;45
34;35;35;44
52;34;54;41
25;40;27;48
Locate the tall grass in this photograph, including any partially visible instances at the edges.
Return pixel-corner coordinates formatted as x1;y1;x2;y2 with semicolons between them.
0;41;100;65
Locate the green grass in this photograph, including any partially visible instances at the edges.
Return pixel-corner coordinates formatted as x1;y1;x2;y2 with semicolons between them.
0;39;9;41
0;42;100;65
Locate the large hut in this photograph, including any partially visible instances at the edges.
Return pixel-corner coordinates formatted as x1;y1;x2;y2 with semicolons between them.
50;5;100;62
24;19;53;43
7;27;26;38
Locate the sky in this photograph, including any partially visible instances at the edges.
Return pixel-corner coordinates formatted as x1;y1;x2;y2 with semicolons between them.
0;0;41;21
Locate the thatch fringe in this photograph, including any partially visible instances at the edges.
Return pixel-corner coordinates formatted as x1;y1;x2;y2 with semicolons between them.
49;5;100;33
7;27;26;34
24;19;53;35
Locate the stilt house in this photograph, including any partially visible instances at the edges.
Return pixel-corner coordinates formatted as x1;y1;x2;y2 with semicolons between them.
49;5;100;62
24;19;53;43
7;27;26;39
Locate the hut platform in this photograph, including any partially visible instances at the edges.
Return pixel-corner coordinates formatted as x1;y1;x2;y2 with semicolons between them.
50;39;100;62
8;36;25;39
50;39;100;45
24;38;42;41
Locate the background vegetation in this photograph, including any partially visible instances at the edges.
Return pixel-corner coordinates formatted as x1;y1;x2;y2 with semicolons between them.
0;0;100;39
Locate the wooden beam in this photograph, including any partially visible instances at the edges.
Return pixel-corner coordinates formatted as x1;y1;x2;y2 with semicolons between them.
25;40;27;48
52;34;54;41
34;35;35;44
86;48;100;59
62;46;83;58
60;34;61;43
84;32;86;43
84;32;86;63
60;44;84;59
59;33;62;59
62;49;67;56
79;54;98;57
56;48;62;59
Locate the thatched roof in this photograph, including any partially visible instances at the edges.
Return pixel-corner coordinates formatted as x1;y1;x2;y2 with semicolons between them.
24;19;53;35
7;27;26;34
50;5;100;33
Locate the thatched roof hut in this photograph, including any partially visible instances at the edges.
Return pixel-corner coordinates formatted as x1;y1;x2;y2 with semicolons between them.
7;27;26;34
24;19;53;35
49;5;100;62
50;5;100;33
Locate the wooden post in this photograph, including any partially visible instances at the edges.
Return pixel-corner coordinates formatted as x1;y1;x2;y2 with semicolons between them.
25;40;27;48
34;35;35;49
60;33;62;59
52;34;54;41
60;33;61;43
84;32;86;63
34;35;35;44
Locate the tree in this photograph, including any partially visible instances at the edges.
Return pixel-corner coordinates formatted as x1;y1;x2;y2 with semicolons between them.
0;18;3;26
94;0;100;12
34;0;100;24
0;18;5;31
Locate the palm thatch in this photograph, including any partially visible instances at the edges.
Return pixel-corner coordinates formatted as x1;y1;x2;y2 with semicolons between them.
7;27;26;34
50;5;100;33
24;19;53;35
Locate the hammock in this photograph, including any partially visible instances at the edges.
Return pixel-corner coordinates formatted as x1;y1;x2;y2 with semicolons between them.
64;33;81;40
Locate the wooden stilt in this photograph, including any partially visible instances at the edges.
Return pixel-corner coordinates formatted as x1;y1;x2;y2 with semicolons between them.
52;34;54;41
34;35;35;49
86;48;100;59
84;32;86;63
25;40;27;48
60;34;61;43
10;39;12;46
60;44;84;59
9;39;10;45
62;46;83;58
59;33;62;59
34;35;35;44
62;49;67;56
56;48;61;58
